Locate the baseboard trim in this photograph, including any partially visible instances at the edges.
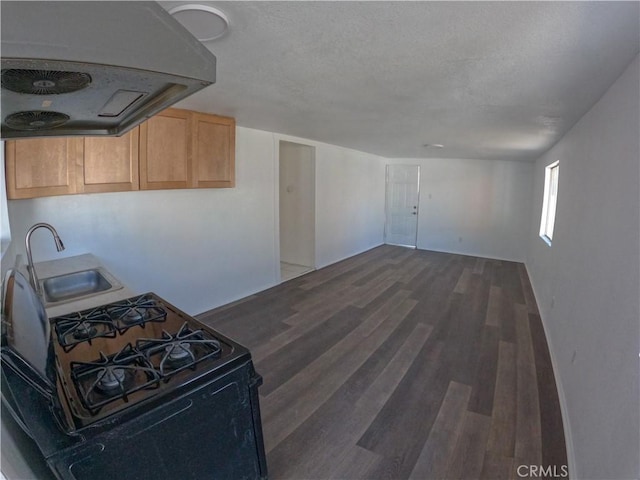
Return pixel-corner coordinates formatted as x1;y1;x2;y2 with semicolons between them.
524;263;577;479
315;242;385;270
415;245;525;263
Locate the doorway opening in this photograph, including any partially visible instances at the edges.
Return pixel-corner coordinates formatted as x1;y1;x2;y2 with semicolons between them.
279;141;316;282
384;164;420;248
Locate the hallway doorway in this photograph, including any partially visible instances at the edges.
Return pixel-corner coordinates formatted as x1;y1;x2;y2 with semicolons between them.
279;141;316;281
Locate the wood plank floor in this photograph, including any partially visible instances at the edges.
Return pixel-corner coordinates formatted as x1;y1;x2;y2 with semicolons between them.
198;245;567;480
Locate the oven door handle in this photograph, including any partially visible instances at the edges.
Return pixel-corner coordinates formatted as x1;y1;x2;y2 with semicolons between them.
1;348;55;400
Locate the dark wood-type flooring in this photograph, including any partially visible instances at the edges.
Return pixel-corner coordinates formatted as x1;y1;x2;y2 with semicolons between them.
198;245;567;479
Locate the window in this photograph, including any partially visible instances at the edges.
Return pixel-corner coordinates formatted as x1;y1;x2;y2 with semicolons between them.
539;160;559;245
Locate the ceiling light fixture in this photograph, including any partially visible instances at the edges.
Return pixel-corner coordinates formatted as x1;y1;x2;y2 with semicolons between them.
168;4;230;42
423;143;444;149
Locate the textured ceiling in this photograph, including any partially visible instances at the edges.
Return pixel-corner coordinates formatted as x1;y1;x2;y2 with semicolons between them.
161;1;640;161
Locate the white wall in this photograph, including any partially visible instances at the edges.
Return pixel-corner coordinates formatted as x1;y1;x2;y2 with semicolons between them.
272;134;387;270
386;157;533;261
313;142;387;268
526;55;639;479
279;141;316;267
5;127;385;316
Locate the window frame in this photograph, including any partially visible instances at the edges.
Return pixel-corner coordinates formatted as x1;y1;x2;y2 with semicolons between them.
539;160;559;246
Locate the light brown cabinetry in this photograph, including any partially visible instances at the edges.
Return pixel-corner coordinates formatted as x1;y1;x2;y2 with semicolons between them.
192;112;235;188
80;128;139;194
5;129;139;199
5;138;82;199
139;108;235;190
4;109;235;199
139;108;192;190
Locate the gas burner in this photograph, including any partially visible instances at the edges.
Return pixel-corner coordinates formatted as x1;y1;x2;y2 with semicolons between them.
165;342;194;366
137;323;221;377
95;367;127;394
70;344;160;414
53;308;117;351
106;294;167;332
122;309;145;325
73;322;98;340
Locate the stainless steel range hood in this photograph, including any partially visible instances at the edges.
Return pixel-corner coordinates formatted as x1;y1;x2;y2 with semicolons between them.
0;1;216;139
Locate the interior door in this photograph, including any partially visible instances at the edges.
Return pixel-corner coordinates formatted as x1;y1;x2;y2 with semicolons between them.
385;165;420;247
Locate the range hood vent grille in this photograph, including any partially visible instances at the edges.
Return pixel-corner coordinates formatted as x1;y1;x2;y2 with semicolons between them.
5;111;70;131
1;69;92;95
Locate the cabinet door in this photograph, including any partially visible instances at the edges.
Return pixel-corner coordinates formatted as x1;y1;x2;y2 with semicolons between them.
80;127;139;193
192;113;236;188
139;109;192;190
5;138;83;199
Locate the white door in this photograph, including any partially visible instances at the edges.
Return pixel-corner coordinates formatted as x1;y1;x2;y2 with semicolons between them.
385;165;420;248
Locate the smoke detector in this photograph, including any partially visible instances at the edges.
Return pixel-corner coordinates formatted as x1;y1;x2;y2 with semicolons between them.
168;4;230;42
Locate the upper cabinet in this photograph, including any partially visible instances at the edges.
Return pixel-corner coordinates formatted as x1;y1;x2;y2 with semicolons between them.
5;137;82;199
139;108;235;190
80;128;140;194
4;109;235;199
139;108;192;190
192;112;235;188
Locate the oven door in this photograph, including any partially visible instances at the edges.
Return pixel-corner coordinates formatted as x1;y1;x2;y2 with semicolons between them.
1;348;79;459
2;268;57;385
47;360;267;480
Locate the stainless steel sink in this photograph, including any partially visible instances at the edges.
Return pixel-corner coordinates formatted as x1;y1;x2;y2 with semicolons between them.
41;269;119;304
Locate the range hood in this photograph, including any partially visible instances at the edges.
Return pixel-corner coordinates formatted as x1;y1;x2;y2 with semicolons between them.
0;1;216;139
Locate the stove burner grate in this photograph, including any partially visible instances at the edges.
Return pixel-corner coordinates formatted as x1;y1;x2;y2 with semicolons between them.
137;323;222;378
106;294;167;333
54;308;117;351
70;344;160;414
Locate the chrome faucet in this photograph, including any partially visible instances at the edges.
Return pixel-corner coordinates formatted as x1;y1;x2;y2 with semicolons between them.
25;223;65;295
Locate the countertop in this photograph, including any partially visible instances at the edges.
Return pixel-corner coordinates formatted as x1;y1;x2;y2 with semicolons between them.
32;253;136;317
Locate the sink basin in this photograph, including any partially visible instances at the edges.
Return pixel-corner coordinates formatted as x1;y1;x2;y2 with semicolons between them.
42;269;114;304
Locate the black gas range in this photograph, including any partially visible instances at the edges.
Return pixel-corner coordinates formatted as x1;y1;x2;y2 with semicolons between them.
1;271;268;480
